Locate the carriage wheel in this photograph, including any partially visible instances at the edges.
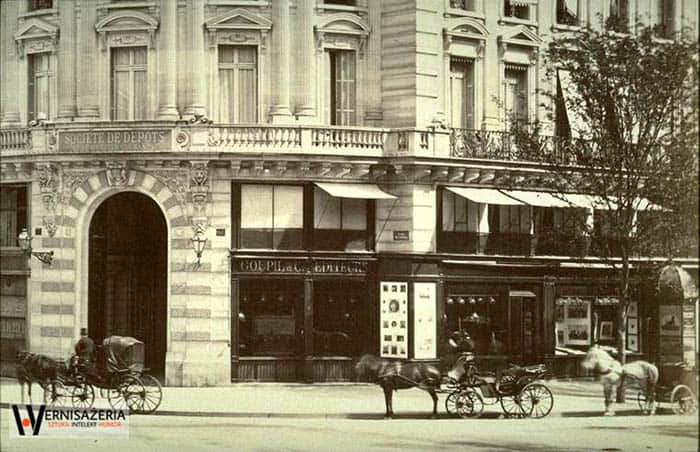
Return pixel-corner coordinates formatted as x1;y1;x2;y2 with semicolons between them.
71;384;95;409
455;390;484;419
670;385;698;415
445;390;460;416
44;382;69;407
520;383;553;418
108;375;143;412
133;374;163;414
500;393;532;418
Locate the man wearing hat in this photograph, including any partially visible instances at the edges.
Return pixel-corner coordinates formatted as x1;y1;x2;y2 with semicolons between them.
71;328;96;380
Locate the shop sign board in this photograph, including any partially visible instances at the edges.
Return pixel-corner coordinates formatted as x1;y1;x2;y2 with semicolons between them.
234;258;369;275
393;231;410;241
380;282;408;359
59;129;172;153
413;282;436;360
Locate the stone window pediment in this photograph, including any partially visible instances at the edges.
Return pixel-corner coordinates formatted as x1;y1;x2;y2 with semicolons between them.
95;10;159;51
315;13;370;55
444;18;488;53
14;18;59;57
205;8;272;50
499;25;542;48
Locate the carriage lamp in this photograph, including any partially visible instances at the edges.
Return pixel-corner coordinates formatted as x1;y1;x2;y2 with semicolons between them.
191;228;207;266
17;228;54;265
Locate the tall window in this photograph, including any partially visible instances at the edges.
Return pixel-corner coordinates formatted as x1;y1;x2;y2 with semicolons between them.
441;190;479;233
28;0;52;11
556;0;579;26
608;0;629;31
218;46;257;123
240;184;304;250
449;58;475;129
27;53;52;122
0;186;28;247
326;50;356;126
490;205;530;235
314;188;369;251
503;65;528;129
656;0;675;38
111;47;147;120
504;0;530;20
450;0;476;11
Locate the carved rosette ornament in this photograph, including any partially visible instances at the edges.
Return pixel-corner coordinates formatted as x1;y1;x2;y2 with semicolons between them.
37;163;60;237
190;162;211;221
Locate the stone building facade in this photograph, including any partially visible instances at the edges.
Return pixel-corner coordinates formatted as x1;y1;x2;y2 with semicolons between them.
1;0;697;386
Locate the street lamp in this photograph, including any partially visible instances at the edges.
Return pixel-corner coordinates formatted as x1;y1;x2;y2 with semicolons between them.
191;228;207;266
17;228;54;265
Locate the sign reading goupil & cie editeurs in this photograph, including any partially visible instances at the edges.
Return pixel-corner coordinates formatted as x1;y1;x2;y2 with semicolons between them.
234;258;369;275
59;130;172;152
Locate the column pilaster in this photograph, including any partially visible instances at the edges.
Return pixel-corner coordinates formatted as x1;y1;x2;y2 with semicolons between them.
1;0;21;126
270;0;293;123
78;0;99;117
57;0;77;120
481;0;501;129
364;0;383;125
158;0;179;119
185;0;207;118
293;0;316;121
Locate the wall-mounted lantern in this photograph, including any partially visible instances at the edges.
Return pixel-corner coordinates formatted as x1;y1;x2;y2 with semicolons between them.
17;228;54;265
191;227;207;266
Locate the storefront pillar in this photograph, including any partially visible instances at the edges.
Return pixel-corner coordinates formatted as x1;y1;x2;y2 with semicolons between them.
543;277;556;355
303;277;314;382
230;277;240;382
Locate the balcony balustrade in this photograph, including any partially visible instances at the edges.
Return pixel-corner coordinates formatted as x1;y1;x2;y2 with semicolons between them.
1;122;588;166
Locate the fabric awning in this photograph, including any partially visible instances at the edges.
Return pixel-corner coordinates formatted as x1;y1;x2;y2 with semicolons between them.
500;190;572;208
560;193;616;210
509;290;536;298
314;182;396;200
446;186;524;206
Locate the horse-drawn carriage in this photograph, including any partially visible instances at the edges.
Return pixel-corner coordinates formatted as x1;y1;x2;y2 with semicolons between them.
57;336;163;413
441;353;554;419
637;362;698;415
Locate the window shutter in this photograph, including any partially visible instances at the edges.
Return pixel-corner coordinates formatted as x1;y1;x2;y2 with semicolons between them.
323;50;331;124
449;61;464;128
27;56;35;121
464;61;475;129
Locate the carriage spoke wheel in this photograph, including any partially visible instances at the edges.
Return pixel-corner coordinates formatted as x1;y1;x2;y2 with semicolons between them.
71;384;95;409
445;391;460;416
455;390;484;419
500;393;532;418
670;385;698;415
44;382;69;407
135;374;163;414
108;376;143;412
520;383;553;418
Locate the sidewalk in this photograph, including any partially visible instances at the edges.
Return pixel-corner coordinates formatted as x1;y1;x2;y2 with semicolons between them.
0;377;657;419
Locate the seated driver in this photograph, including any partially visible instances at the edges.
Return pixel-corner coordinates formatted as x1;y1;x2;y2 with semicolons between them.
71;328;97;379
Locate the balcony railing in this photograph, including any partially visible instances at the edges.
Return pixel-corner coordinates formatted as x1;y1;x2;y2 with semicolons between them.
439;231;590;257
0;128;31;151
1;122;591;166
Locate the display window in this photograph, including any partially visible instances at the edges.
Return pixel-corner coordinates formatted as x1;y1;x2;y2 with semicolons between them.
313;187;370;251
313;281;367;356
239;280;303;356
239;184;304;250
445;294;507;355
555;296;622;351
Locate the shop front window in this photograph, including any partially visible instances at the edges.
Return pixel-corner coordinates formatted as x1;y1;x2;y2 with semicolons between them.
313;281;367;356
445;294;508;355
240;184;304;250
239;280;303;356
555;296;622;352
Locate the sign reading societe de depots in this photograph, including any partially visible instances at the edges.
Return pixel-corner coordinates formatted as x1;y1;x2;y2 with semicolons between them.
235;258;369;275
59;130;171;152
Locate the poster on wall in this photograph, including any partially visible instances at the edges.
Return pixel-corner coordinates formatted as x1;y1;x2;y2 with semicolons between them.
659;305;682;337
380;282;408;359
413;282;436;360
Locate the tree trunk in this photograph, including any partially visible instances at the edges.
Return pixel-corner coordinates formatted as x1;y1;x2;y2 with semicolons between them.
616;303;627;403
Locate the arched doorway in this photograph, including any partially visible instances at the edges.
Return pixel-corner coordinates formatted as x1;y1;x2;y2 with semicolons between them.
88;192;167;377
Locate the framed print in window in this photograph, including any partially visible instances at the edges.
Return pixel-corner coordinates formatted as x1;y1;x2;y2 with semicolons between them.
600;321;614;340
566;324;590;345
627;317;638;335
627;301;638;318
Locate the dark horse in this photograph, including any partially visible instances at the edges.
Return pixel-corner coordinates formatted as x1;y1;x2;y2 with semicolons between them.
355;354;441;418
16;351;68;404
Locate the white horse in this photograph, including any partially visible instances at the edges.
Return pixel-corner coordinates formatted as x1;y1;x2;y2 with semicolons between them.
581;345;658;416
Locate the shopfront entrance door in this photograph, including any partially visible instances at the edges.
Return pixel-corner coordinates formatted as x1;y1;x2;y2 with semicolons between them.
510;291;541;364
88;192;167;378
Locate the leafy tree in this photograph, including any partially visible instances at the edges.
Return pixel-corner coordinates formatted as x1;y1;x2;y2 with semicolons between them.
513;21;698;393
